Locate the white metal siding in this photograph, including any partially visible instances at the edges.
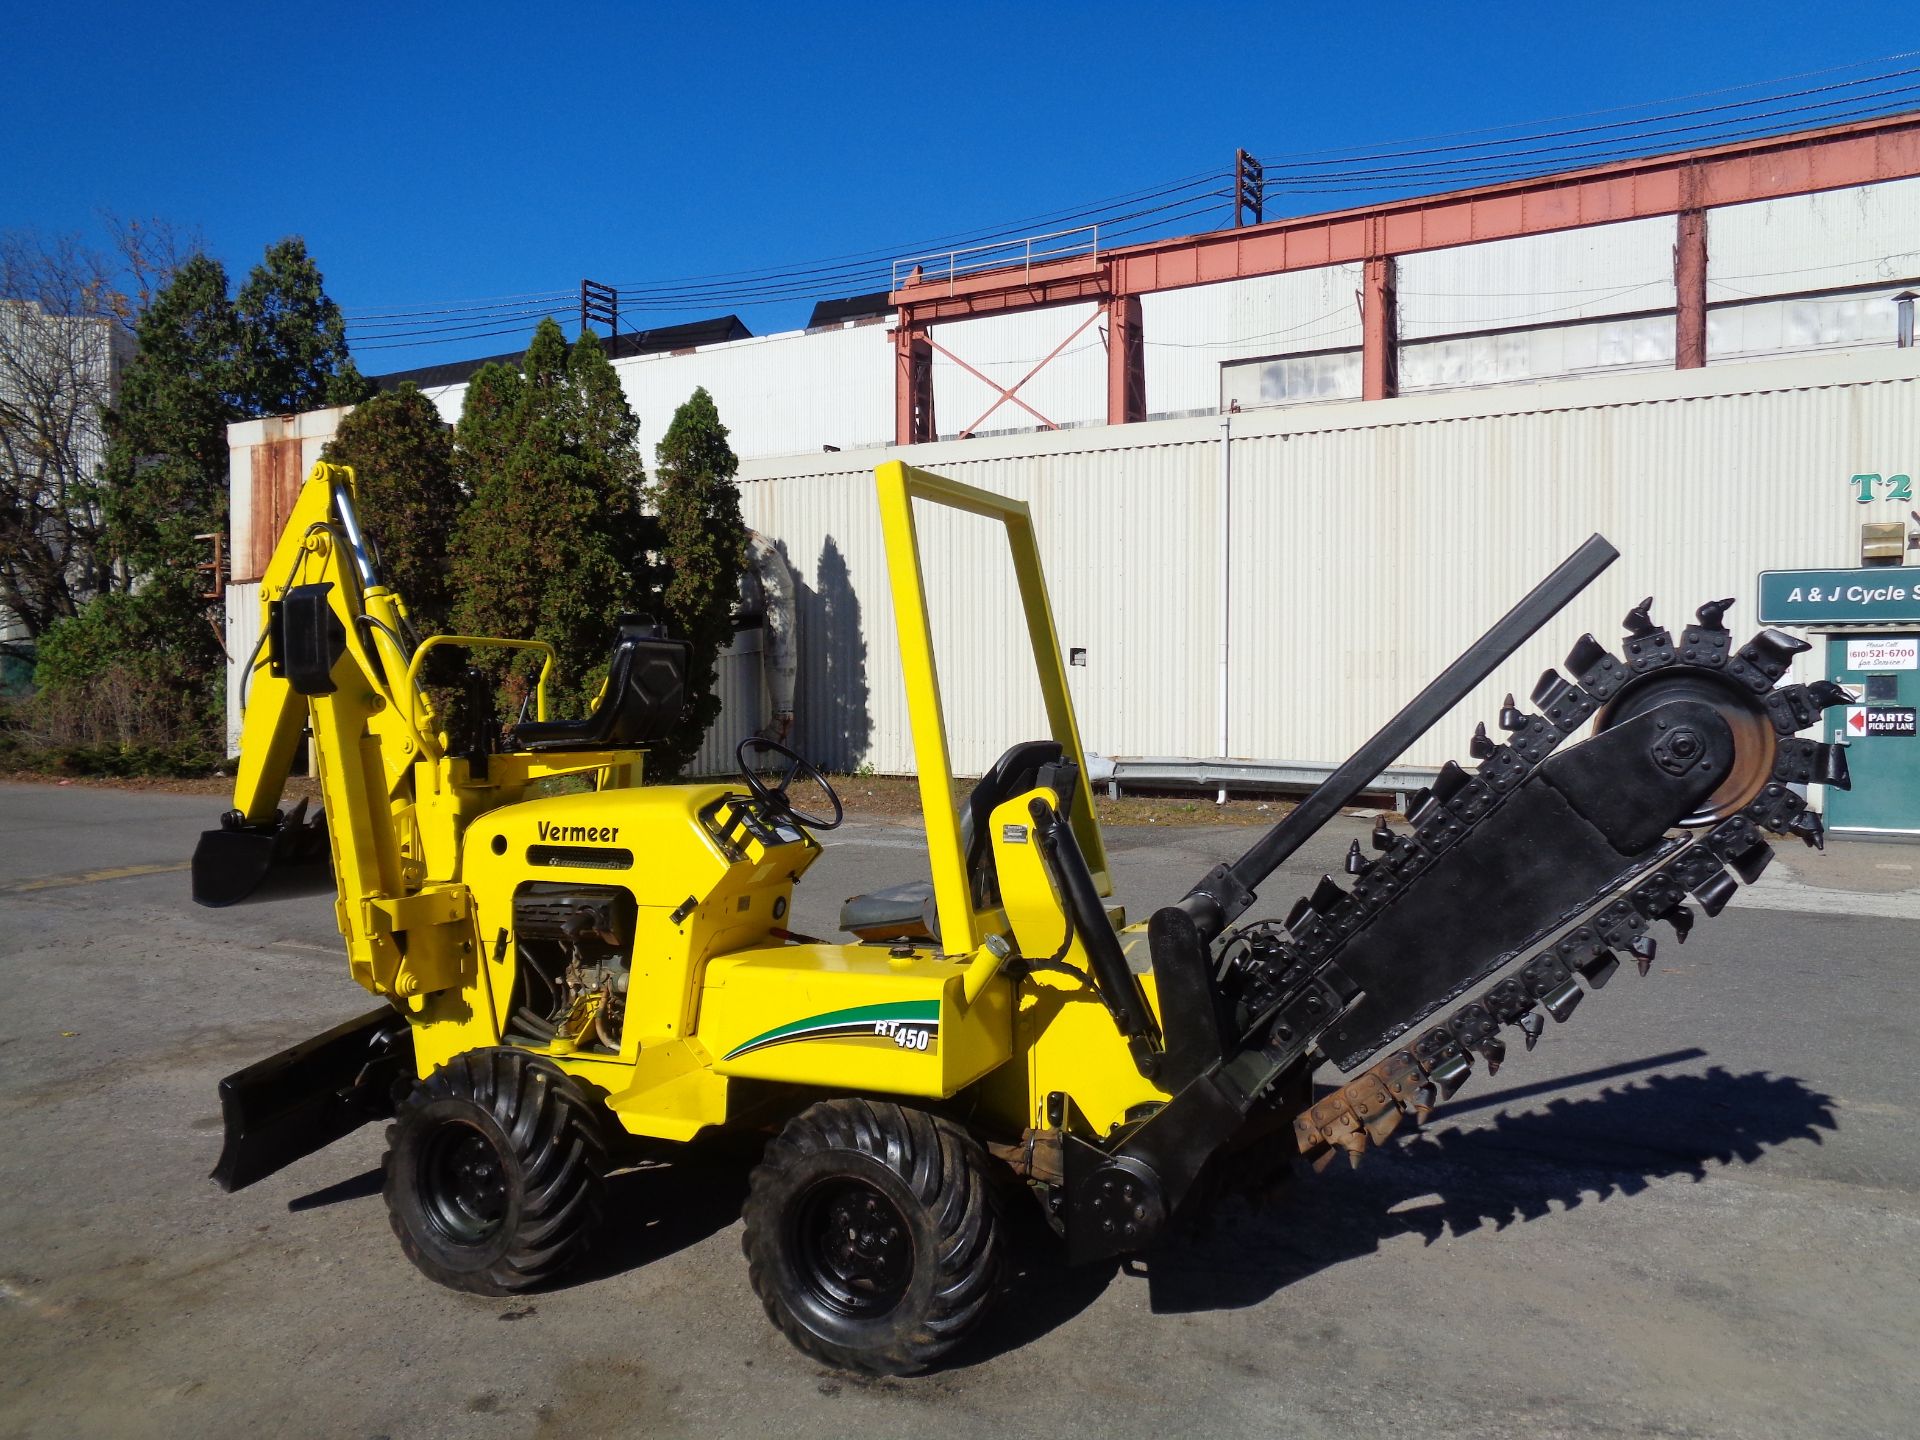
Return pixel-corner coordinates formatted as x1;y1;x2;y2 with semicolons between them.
1708;178;1920;300
404;324;896;461
1398;219;1676;341
1400;313;1674;393
1707;293;1899;362
225;581;261;756
1142;267;1363;415
928;303;1106;437
737;350;1920;778
691;628;767;776
617;324;894;460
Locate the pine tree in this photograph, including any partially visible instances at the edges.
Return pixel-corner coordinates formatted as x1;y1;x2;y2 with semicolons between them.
319;384;461;631
99;252;241;678
70;237;366;758
651;386;746;775
235;237;368;413
448;320;648;715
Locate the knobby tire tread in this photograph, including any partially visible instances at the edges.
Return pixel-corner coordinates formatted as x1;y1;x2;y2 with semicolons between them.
383;1048;606;1296
742;1098;1005;1375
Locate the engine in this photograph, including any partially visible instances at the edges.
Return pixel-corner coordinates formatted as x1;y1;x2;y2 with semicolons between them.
508;883;638;1052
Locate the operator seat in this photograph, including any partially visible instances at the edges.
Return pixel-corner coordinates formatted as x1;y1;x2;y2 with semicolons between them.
838;740;1070;943
506;619;690;752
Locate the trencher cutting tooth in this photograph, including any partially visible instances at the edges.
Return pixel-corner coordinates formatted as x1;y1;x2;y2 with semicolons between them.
1469;721;1496;760
1345;839;1369;876
1623;596;1657;636
1629;935;1657;976
1517;1011;1545;1050
1432;759;1470;803
1807;679;1853;709
1498;693;1525;731
1694;597;1734;631
1565;633;1610;676
1578;951;1620;989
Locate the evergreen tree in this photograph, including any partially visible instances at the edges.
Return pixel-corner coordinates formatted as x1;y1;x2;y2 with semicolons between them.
72;236;366;756
235;237;368;413
99;252;241;681
651;386;746;775
448;320;648;715
320;384;461;631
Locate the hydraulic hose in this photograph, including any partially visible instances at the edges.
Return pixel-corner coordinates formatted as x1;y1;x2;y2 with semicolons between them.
1030;797;1162;1078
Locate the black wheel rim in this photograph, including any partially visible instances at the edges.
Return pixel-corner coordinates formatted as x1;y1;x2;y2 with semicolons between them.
791;1177;913;1318
420;1121;510;1246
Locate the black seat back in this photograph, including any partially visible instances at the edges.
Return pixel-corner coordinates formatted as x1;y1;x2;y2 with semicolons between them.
507;619;690;752
962;740;1072;908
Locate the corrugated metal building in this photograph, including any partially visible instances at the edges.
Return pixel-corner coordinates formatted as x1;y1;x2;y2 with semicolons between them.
226;348;1916;807
734;349;1918;816
378;179;1920;462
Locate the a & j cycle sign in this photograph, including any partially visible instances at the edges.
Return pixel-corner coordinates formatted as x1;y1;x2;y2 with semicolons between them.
1757;569;1920;625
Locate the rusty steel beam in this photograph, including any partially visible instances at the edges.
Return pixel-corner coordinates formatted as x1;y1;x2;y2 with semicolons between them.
1106;294;1145;426
890;112;1920;325
1675;209;1710;370
1362;256;1398;401
893;323;935;446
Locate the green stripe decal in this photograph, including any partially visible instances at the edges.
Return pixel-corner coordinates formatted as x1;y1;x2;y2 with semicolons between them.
722;999;940;1062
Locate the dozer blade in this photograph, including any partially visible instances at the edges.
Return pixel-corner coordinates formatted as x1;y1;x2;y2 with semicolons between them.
211;1008;412;1192
192;798;332;907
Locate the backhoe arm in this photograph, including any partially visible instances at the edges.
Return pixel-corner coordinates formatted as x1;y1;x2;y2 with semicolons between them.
193;462;475;1008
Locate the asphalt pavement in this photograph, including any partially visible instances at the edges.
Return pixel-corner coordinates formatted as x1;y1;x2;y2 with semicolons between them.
1;780;1917;1440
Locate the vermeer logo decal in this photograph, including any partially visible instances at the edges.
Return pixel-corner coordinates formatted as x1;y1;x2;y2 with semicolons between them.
536;821;620;843
722;999;939;1061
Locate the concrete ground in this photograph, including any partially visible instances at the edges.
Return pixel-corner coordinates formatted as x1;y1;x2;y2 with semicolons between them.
1;780;1916;1440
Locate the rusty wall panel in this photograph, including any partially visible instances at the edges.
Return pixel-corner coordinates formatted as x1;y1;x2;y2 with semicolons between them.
240;437;303;584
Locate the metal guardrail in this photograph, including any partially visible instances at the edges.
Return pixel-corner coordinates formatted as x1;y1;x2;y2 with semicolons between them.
891;226;1100;296
1090;755;1441;812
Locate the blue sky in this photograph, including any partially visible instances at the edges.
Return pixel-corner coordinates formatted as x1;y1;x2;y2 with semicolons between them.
5;3;1916;370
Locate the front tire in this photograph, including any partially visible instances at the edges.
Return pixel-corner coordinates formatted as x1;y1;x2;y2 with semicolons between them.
743;1099;1005;1375
383;1049;605;1295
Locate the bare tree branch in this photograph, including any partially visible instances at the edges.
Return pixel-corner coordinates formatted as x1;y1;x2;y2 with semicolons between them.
0;228;160;656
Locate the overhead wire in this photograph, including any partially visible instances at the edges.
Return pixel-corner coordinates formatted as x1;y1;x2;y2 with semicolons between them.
344;52;1920;352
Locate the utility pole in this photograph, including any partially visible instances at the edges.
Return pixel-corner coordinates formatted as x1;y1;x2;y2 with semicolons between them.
1234;148;1265;229
579;279;618;343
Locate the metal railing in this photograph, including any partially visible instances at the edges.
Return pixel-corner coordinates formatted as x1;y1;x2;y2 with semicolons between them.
891;225;1099;296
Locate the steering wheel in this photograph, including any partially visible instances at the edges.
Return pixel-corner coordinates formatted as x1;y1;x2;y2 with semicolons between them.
736;736;844;831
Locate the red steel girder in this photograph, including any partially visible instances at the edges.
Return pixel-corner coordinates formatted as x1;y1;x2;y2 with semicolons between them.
890;112;1920;325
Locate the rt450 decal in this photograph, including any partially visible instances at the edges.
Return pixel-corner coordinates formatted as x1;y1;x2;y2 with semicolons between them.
721;1000;939;1062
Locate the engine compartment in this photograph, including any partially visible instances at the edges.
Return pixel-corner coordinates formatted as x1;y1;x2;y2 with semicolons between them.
507;882;638;1053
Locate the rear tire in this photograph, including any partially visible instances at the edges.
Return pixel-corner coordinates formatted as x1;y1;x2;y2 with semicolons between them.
383;1049;605;1295
743;1099;1005;1375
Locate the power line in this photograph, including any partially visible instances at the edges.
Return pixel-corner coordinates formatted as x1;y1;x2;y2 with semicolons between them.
342;53;1920;351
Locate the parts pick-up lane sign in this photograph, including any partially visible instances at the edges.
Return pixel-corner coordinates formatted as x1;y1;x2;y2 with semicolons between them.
1844;705;1916;738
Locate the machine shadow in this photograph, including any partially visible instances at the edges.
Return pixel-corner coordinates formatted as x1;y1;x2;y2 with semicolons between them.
567;1147;758;1283
1140;1063;1837;1315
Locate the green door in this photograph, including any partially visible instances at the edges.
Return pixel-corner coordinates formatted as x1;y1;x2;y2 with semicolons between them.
1824;634;1920;836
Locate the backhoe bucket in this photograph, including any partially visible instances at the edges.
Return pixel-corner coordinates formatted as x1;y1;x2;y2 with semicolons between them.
211;1008;413;1192
191;798;332;907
